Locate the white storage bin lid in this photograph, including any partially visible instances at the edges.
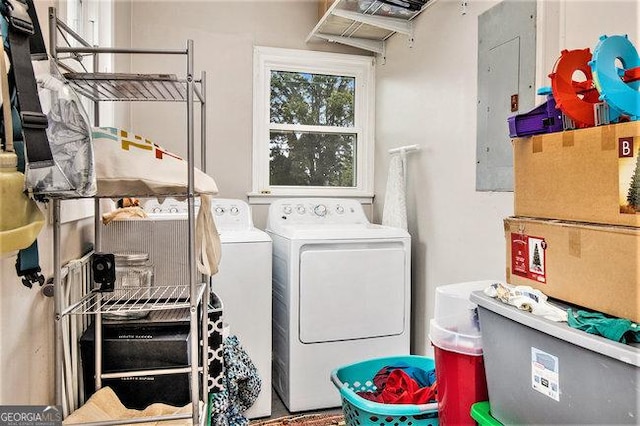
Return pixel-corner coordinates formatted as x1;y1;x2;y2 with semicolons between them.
429;317;483;356
434;280;497;322
428;280;496;356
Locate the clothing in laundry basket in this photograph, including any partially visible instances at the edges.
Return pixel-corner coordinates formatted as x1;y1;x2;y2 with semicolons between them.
370;363;436;388
210;335;261;426
357;366;437;404
567;309;640;344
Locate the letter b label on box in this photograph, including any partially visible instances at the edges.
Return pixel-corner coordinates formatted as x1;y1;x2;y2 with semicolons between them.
619;137;634;158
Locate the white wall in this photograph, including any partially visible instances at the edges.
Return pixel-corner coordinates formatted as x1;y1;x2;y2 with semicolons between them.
112;0;132;128
374;0;639;355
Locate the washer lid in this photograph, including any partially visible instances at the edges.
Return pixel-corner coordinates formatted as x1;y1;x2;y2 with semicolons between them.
218;228;271;244
268;223;409;240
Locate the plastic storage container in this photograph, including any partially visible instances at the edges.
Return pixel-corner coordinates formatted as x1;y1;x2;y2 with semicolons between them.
114;252;154;289
0;152;45;254
469;402;503;426
331;355;439;426
104;252;154;320
429;281;493;426
471;290;640;425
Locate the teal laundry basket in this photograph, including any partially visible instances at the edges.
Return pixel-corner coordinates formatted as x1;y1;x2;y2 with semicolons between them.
331;355;439;426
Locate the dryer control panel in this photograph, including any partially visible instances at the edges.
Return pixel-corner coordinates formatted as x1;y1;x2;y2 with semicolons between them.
143;198;254;231
267;198;369;231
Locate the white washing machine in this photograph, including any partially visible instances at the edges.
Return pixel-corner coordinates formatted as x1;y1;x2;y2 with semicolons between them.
267;198;411;412
144;198;272;419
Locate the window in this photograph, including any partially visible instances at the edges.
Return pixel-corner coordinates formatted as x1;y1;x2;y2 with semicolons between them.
62;0;114;125
252;47;375;202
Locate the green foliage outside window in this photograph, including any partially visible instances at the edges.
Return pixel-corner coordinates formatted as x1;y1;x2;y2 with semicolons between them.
269;71;356;187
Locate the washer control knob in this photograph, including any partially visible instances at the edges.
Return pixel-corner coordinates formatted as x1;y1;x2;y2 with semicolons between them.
152;207;162;213
283;206;292;215
296;204;306;214
214;207;225;216
230;206;239;216
314;204;327;217
169;207;178;213
336;205;345;214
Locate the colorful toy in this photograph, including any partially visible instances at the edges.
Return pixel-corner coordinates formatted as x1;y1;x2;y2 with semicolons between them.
508;87;563;138
549;48;611;128
508;34;640;137
590;34;640;121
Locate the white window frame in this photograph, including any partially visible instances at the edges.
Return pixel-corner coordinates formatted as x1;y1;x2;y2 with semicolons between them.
60;0;115;126
250;46;375;204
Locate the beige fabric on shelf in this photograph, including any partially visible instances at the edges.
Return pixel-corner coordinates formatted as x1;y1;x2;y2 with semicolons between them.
101;206;148;225
63;387;199;425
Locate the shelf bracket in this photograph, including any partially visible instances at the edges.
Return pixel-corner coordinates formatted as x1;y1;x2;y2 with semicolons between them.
330;9;414;36
313;33;385;55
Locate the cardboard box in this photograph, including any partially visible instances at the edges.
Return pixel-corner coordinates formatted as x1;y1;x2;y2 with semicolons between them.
504;216;640;322
513;121;640;227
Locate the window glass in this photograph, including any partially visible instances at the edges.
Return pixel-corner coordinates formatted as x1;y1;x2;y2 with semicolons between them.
269;130;356;187
270;71;355;127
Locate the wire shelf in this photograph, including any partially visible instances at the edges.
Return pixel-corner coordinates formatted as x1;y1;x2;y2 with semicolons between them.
62;284;206;316
63;72;197;102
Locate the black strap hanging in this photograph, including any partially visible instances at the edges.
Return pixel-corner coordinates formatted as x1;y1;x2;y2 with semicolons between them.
3;0;52;166
2;0;48;288
24;0;46;60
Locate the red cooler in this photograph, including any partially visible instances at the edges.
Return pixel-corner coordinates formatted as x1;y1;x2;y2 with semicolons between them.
429;281;490;426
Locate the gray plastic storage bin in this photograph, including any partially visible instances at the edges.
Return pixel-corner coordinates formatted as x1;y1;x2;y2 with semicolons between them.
470;290;640;425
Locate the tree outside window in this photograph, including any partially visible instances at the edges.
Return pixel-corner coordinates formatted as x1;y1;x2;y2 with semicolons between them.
269;71;356;187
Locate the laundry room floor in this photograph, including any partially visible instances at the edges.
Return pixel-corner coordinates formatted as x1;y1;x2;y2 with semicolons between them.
258;390;344;421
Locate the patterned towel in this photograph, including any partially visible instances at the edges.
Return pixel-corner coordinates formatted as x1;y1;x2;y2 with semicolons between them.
210;335;262;426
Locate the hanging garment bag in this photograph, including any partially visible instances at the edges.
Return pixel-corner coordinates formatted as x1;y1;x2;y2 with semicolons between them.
36;71;96;197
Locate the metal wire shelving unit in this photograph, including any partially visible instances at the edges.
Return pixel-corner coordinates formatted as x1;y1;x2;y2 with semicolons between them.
62;284;207;316
49;6;211;425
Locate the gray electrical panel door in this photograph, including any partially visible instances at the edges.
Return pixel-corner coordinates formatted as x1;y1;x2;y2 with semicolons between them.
476;0;536;191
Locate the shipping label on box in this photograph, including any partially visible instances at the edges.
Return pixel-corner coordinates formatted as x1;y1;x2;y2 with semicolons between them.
619;136;640;215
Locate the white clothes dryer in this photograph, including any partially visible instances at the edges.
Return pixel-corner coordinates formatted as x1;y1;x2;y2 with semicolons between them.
144;198;272;419
267;198;411;412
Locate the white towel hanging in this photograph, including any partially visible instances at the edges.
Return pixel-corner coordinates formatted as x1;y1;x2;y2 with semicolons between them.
382;145;419;230
382;151;408;230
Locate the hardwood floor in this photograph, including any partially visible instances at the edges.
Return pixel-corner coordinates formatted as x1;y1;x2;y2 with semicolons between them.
251;389;343;422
